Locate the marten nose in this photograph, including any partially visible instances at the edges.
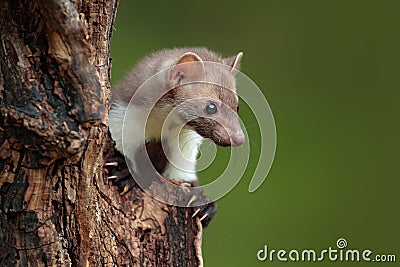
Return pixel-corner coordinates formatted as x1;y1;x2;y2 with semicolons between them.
230;129;245;146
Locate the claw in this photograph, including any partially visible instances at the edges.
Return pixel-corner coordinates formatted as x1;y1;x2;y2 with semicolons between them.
120;185;130;195
199;213;208;221
108;175;118;179
187;195;197;206
105;162;118;167
192;208;201;218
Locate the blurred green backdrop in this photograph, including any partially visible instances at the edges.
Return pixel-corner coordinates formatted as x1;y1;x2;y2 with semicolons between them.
110;1;399;266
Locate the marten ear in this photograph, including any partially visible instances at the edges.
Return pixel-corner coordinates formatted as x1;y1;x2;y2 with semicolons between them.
168;52;205;85
223;52;243;73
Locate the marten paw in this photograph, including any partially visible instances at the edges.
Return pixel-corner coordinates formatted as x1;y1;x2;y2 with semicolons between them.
192;201;217;228
168;180;217;227
103;158;137;194
185;187;217;228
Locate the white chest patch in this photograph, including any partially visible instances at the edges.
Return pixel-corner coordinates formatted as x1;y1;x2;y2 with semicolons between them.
109;102;203;183
162;128;203;182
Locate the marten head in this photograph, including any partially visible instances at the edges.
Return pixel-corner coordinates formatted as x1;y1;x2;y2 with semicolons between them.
163;51;245;147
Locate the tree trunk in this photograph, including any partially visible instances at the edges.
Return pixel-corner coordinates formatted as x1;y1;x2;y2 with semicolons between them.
0;0;203;266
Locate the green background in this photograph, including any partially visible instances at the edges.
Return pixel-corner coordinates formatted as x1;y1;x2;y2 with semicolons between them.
110;1;399;266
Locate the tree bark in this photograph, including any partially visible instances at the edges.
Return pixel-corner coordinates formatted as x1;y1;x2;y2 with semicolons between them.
0;0;203;266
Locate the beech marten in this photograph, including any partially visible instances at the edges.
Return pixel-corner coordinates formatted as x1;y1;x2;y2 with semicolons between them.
107;47;244;226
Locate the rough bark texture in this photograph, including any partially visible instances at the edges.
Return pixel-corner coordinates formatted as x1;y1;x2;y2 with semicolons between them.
0;0;203;266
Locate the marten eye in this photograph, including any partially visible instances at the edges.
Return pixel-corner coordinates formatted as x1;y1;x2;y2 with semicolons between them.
205;102;218;114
